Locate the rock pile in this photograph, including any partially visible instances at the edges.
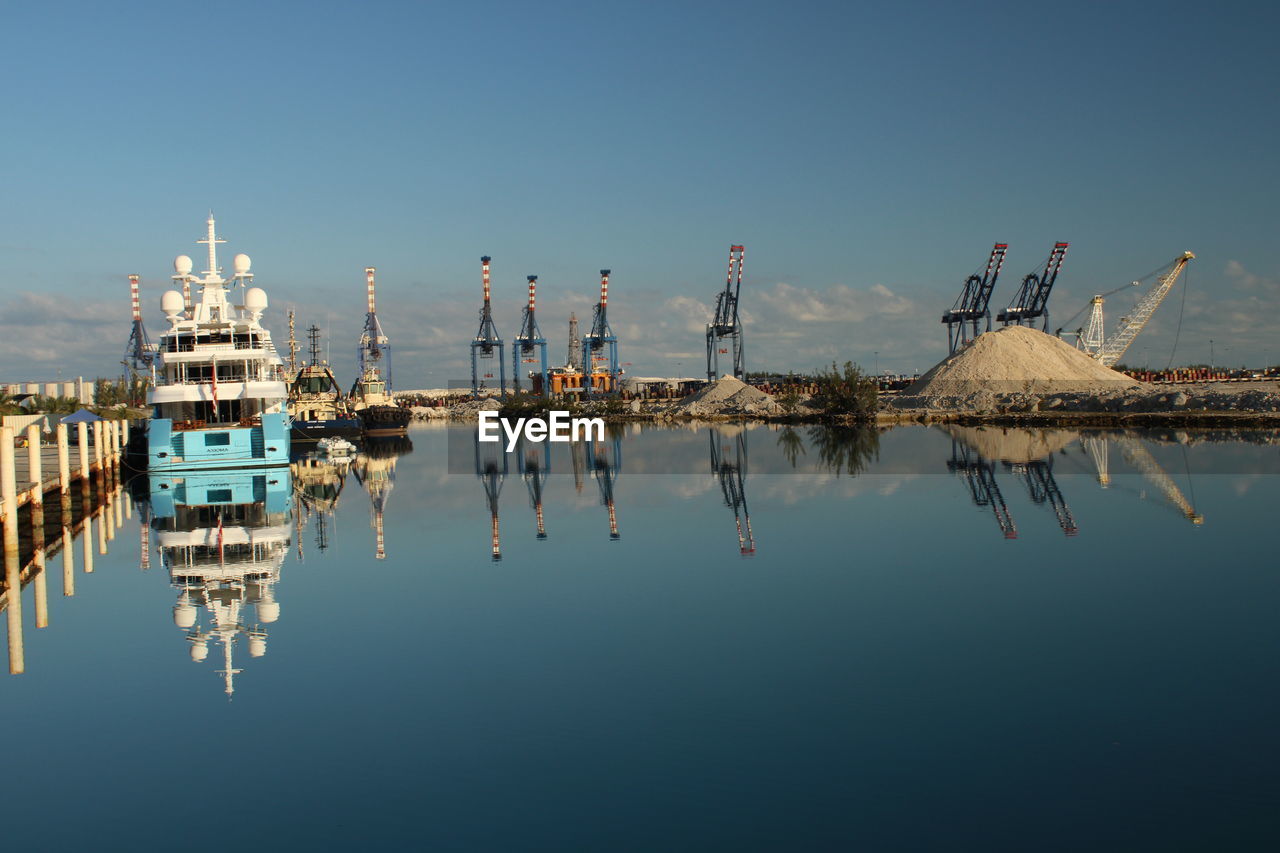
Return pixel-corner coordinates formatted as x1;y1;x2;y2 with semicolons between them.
674;375;782;417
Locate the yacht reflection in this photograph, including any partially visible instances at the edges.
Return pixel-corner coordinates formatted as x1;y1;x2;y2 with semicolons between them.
149;469;291;697
351;435;413;559
291;452;351;558
586;431;622;540
474;431;507;560
710;428;755;555
518;438;550;541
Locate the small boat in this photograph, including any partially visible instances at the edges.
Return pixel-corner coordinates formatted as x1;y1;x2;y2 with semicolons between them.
316;437;357;457
287;324;361;441
146;215;290;471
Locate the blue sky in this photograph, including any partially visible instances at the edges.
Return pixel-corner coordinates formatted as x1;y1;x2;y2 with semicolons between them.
1;0;1277;387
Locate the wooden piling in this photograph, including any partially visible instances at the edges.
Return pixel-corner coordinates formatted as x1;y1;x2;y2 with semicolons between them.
57;423;70;497
77;422;89;486
3;426;25;674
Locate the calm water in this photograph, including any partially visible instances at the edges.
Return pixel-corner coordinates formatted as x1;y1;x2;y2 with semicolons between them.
3;423;1278;850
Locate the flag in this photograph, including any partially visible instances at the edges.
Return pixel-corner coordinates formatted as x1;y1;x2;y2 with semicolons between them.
211;356;219;416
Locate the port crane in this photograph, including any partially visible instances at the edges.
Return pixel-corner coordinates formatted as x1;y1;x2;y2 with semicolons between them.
471;256;506;396
710;429;755;555
706;245;746;380
123;273;158;398
948;440;1017;539
358;267;392;385
997;242;1069;330
512;275;549;394
942;244;1008;354
1114;435;1203;524
1062;252;1195;367
582;270;619;395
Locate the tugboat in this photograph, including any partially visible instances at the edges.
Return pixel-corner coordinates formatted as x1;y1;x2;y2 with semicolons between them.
146;215;290;471
288;324;360;441
350;266;410;437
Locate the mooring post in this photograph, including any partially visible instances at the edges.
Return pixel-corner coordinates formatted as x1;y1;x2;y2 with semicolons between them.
57;423;70;498
25;425;47;629
3;426;25;674
77;422;89;487
62;517;74;597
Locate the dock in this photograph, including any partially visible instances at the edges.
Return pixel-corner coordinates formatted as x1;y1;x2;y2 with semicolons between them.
2;419;129;675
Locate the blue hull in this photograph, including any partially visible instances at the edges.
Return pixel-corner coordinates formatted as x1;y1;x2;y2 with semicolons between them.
147;413;291;472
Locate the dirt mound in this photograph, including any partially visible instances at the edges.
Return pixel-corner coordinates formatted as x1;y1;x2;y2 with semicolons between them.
892;326;1143;410
676;375;781;417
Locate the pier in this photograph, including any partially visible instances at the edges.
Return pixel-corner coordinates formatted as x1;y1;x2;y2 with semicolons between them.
1;419;129;674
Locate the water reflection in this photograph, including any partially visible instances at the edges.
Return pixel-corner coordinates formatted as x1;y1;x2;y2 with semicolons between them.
475;434;507;561
586;432;622;540
518;438;550;541
710;427;755;555
148;469;291;697
291;453;352;558
352;436;414;560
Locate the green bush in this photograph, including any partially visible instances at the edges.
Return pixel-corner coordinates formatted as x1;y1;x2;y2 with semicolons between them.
811;361;878;419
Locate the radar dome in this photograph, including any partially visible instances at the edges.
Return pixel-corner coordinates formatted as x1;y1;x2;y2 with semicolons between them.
258;601;280;623
190;641;209;662
244;287;268;314
174;254;193;276
233;253;252;275
173;603;197;629
161;290;185;319
249;637;267;658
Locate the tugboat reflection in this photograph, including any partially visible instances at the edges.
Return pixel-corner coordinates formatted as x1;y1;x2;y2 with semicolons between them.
351;435;413;560
148;469;292;697
291;451;352;559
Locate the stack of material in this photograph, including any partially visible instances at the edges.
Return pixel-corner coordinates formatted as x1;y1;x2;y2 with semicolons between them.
894;326;1143;410
675;375;781;417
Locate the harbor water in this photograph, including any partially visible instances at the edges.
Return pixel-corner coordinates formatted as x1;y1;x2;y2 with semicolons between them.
2;423;1278;850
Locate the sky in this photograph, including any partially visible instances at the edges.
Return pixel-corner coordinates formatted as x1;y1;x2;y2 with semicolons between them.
1;0;1277;388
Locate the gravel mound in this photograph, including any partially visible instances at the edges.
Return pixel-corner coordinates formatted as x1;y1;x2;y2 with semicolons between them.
675;375;781;417
894;326;1143;410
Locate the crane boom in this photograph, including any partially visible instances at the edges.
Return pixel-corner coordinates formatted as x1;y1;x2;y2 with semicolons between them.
1094;252;1194;367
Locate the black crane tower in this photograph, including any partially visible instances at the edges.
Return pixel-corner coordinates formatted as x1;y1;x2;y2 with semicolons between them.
706;245;745;381
942;244;1008;354
997;242;1069;330
471;256;506;396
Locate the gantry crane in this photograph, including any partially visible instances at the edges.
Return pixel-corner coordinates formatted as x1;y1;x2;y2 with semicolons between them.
997;242;1069;330
706;245;746;380
123;273;157;381
948;440;1018;539
512;274;549;395
471;256;506;396
942;244;1008;354
582;270;619;395
1114;434;1203;524
358;267;392;385
709;429;755;555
